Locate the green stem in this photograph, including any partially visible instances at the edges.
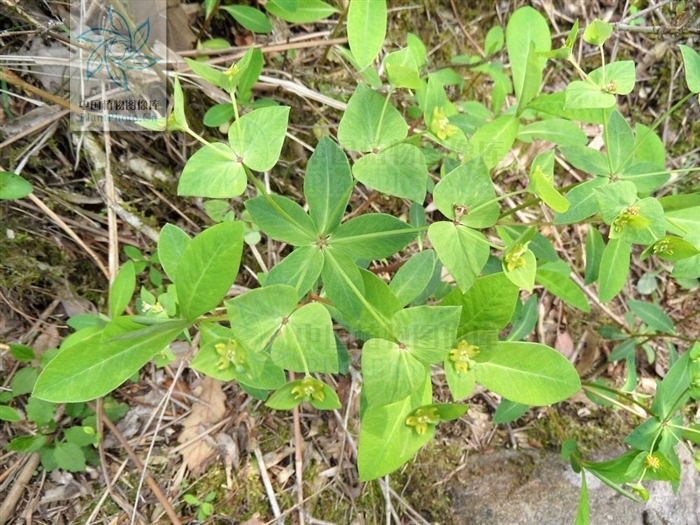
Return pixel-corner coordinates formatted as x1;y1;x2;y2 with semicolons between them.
581;381;653;415
185;128;212;149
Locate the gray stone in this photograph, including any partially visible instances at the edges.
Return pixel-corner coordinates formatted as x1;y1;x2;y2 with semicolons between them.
449;448;699;525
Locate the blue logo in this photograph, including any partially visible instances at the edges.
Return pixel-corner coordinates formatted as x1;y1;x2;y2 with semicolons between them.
77;8;160;91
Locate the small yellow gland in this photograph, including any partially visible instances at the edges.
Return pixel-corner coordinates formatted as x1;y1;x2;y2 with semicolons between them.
431;107;458;140
505;244;528;272
291;378;325;401
215;339;245;371
644;454;660;470
406;407;440;435
449;340;479;374
653;240;672;255
225;63;240;78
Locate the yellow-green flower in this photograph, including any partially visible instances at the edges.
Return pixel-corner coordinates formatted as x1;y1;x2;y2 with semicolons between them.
449;340;480;374
215;339;245;371
505;243;528;272
406;407;440;435
430;107;458;140
644;454;660;470
291;377;325;401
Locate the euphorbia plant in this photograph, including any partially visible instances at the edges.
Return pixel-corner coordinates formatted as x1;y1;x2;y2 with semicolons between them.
29;3;700;522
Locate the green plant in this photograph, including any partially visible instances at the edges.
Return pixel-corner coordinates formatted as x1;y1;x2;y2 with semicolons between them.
3;343;128;472
11;3;699;523
182;490;217;522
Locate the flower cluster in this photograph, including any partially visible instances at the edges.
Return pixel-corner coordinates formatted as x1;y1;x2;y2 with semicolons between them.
449;339;480;374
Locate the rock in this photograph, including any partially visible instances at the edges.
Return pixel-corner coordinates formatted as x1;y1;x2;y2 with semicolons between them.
449;448;699;525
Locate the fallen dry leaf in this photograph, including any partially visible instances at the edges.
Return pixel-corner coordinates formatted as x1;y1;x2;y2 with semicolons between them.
555;330;574;359
177;377;227;475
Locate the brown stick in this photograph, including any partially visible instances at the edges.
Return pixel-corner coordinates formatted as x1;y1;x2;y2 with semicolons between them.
88;402;183;525
0;453;41;525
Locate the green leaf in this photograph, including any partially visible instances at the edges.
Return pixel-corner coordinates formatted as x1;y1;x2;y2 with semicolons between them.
362;338;428;407
605;110;635;173
583;19;612;46
635;123;666;166
516;41;544;114
184;58;229;91
628;300;675;334
642;236;700;262
428;222;490;293
652;352;690;418
265;0;337;23
527;91;606;124
517;118;587;146
588;61;636;95
575;472;590;525
0;171;33;200
64;426;98;447
559;144;610;176
220;5;272;33
391;306;462;364
271;303;338;373
33;321;186;402
10;343;35;362
158;223;192;283
384;47;420;89
246;194;317;245
406;32;426;68
492;399;529;424
432;157;499;228
584;227;605;285
338;83;407;152
6;435;47;452
178;143;246;198
598;238;631;302
354;269;401;340
11;367;39;397
565;81;616;110
357;381;432;480
321;248;365;320
390;250;437;306
441;272;519;335
226;285;298;352
475;341;581;405
168;76;188;131
535;260;591;312
352;144;427;203
466;114;519;169
109;261;135;318
506;6;551;105
191;331;285;389
54;442;86;472
503;247;536;292
619;161;670;193
527;150;569;213
680;44;700;93
329;213;416;260
0;405;22;422
26;396;55;426
203;103;235;127
595;181;637;224
264;246;324;298
347;0;386;70
228;106;290;171
176;221;244;321
304;136;353;236
555;178;609;225
610;197;665;246
485;25;504;55
507;295;539;341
